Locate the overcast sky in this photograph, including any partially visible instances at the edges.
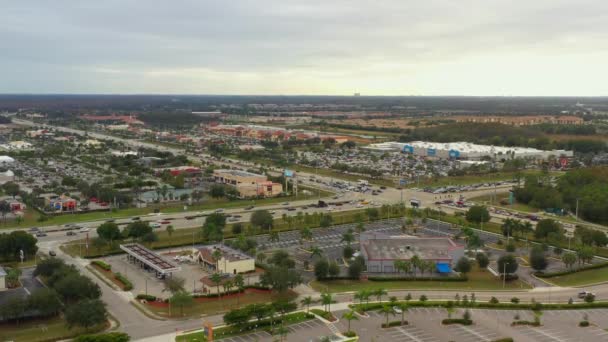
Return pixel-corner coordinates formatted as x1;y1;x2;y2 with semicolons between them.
1;1;607;95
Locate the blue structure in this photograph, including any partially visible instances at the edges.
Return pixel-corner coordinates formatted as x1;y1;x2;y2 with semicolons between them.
403;145;414;153
427;148;436;157
436;263;452;273
448;149;460;158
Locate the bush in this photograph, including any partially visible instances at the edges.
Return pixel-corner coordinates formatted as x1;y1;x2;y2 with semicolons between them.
419;295;428;302
114;273;133;291
136;294;157;301
489;297;499;304
343;331;357;337
91;260;111;271
382;320;408;328
491;339;514;342
511;320;541;327
74;332;130;342
584;293;595;303
442;318;472;325
579;320;590;327
510;297;520;304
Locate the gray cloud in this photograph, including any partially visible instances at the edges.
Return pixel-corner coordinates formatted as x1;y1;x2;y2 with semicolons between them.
1;0;607;95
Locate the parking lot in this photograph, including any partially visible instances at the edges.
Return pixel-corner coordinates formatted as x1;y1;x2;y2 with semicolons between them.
215;318;333;342
332;307;608;342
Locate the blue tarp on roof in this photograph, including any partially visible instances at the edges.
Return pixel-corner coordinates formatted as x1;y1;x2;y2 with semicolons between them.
436;263;451;273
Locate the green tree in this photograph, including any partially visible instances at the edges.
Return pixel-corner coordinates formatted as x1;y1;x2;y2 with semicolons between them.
497;254;519;274
321;292;333;312
319;214;333;228
530;246;548;272
96;222;121;244
209;184;226;199
328;262;340;278
476;252;489;268
300;296;314;313
534;219;562;241
465;205;490;226
342;310;359;333
65;299;107;330
53;273;101;303
165;225;175;239
250;210;274;231
455;257;472;275
379;304;395;327
163;276;186;294
28;288;62;316
562;252;577;270
314;259;329;280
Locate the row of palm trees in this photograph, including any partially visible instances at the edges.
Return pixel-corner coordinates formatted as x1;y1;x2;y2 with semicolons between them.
393;255;436;277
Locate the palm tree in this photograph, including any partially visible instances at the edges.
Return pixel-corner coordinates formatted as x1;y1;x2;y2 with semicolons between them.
342;310;359;333
300;296;314;314
310;246;323;260
300;227;312;245
379;304;395;327
210;272;223;302
394;260;404;275
355;222;365;234
410;255;421;277
270;230;281;243
234;274;245;308
277;324;289;342
166;225;175;240
321;292;333;313
374;288;387;303
397;303;408;326
341;230;355;246
212;248;222;272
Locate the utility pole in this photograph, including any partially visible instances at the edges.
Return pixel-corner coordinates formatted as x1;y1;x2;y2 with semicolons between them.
575;198;579;221
502;261;506;289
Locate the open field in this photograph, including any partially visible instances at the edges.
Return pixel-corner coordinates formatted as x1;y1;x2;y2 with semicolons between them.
542;267;608;287
0;317;106;342
311;267;531;292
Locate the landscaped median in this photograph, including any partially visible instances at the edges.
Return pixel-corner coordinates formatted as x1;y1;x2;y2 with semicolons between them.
534;262;608;287
175;311;314;342
89;260;133;291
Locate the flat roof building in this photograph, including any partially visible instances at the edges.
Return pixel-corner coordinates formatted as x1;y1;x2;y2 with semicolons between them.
365;141;573;161
120;243;180;279
197;244;255;275
360;232;464;274
213;169;283;198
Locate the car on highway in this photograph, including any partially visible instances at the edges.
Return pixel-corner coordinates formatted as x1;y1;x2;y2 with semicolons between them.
185;215;196;220
282;202;290;205
132;217;141;221
105;219;115;223
578;291;595;299
35;232;47;237
66;231;77;236
245;206;255;210
150;223;161;228
215;208;224;213
158;220;171;224
80;228;90;233
29;227;40;232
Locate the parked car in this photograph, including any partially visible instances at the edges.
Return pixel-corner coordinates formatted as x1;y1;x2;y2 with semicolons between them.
393;306;402;314
49;250;56;257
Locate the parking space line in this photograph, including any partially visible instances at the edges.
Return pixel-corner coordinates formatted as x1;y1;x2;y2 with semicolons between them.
453;324;492;341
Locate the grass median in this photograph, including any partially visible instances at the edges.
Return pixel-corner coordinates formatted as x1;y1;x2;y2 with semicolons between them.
311;267;531;292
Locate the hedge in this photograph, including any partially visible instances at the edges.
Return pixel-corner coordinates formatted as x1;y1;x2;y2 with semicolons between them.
536;261;608;278
351;300;608;312
74;332;130;342
442;318;473;325
190;285;270;300
115;272;133;291
491;339;514;342
381;320;408;328
511;320;540;326
367;276;467;282
343;331;357;337
91;260;111;271
136;294;157;301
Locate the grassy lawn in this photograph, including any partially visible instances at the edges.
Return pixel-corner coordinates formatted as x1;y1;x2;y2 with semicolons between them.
541;267;608;287
469;194;538;213
146;290;297;318
311;267;531;293
0;316;106;342
0;187;333;230
176;311;313;342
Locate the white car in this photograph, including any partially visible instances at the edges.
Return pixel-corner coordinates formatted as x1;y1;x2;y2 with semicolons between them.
150;223;161;229
80;228;90;233
393;306;402;314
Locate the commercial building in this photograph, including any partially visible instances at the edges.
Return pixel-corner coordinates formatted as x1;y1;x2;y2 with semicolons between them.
359;232;464;274
196;244;255;274
213;169;283;198
453;115;584;126
365;141;573;161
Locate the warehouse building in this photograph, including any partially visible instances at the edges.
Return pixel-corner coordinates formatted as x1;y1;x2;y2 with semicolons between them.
365;141;573;161
359;232;464;274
